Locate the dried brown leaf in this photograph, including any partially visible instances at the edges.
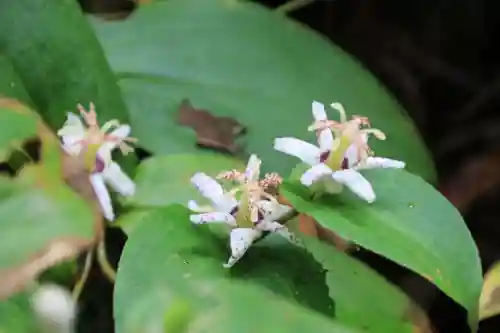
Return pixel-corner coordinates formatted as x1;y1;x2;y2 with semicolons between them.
177;99;246;154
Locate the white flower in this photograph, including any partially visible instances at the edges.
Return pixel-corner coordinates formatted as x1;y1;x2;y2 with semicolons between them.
274;101;405;203
31;284;77;333
188;155;299;268
57;103;137;221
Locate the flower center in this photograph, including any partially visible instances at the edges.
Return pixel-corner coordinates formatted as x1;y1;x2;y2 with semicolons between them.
319;151;330;163
94;155;106;173
324;135;352;171
230;206;264;221
341;157;349;170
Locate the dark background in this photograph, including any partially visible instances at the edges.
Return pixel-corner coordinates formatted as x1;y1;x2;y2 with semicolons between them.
75;0;500;332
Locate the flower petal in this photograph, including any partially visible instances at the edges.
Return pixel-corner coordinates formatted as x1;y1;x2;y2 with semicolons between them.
273;137;320;166
244;154;261;181
57;112;85;137
102;161;136;197
223;228;262;268
317;129;334;153
343;143;359;168
89;173;115;221
312;101;328;121
57;112;86;155
99;124;131;153
331;169;375;203
189;212;236;226
257;221;300;245
343;134;368;168
300;163;333;186
355;157;406;170
256;201;293;222
187;200;213;213
191;173;237;211
191;172;224;198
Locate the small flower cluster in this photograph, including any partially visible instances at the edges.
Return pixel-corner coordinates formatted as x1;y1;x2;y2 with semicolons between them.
57;103;137;222
274;101;405;203
189;100;405;268
56;100;404;268
189;155;300;268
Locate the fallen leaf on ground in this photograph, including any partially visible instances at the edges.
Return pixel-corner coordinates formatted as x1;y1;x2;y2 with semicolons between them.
177;99;246;154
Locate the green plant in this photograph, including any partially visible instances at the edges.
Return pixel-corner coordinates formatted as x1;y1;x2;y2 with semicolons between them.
0;0;486;332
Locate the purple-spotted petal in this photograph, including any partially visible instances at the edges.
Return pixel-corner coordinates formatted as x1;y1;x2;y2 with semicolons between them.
189;212;236;226
223;228;262;268
257;221;300;245
191;173;223;198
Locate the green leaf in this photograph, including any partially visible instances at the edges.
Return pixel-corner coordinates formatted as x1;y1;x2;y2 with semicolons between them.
281;168;482;329
0;98;38;161
90;0;436;182
0;101;95;299
0;292;37;333
288;222;433;333
119;282;362;333
129;152;245;207
114;205;339;332
0;0;130;129
0;0;136;172
0;55;33;106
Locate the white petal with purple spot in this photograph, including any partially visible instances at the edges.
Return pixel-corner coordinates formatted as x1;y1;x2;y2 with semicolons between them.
189;212;236;225
223;228;262;268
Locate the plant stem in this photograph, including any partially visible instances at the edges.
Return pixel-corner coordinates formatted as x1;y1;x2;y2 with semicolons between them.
275;0;316;13
97;239;116;282
72;249;93;301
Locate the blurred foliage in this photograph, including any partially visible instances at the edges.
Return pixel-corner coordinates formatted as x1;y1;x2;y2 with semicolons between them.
90;0;436;181
0;0;489;333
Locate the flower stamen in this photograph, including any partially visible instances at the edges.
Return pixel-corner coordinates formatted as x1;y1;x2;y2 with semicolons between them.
75;103;137;155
